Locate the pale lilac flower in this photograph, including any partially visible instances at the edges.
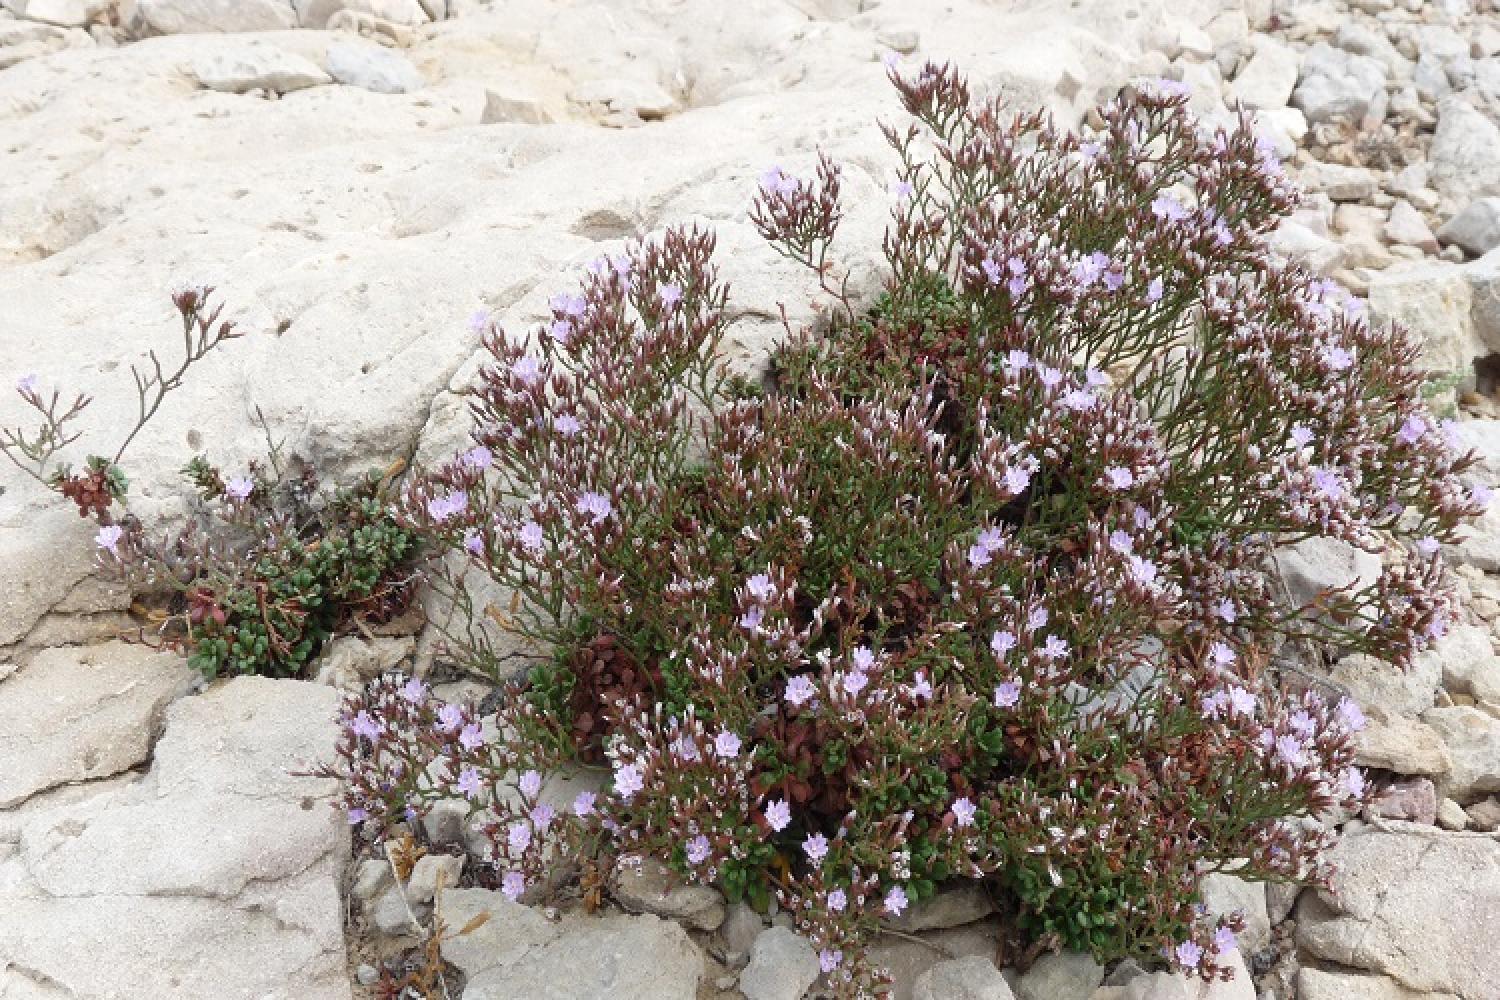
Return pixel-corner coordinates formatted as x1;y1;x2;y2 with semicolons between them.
746;573;776;602
952;796;977;828
686;835;711;866
457;767;482;799
428;491;468;522
400;677;427;704
740;606;764;633
464;532;484;556
785;675;817;707
1228;687;1257;718
1397;415;1426;445
1417;536;1439;556
765;799;792;833
991;630;1016;659
981;257;1003;286
1343;766;1367;798
437;704;465;732
1128;556;1159;589
459;722;485;750
1109;530;1134;554
554;414;582;437
1060;388;1096;411
1336;698;1366;732
511;356;543;386
550;320;573;342
1145;277;1164;303
803;833;829;863
1103;267;1125;292
1325;344;1354;371
224;476;254;501
826;888;847;912
519;520;545;553
1275;734;1305;767
659;283;683;309
851;646;876;671
508;820;532;853
1004;349;1031;372
15;374;37;395
714;731;742;759
1310;467;1344;502
1288;425;1313;449
531;802;555;831
1472;484;1494;510
1209;642;1235;668
1038;366;1064;389
573;791;597;816
1151;194;1188;223
908;671;933;700
1174;940;1203;969
614;763;644;800
576;491;612;524
95;524;124;555
462;446;493;469
760;165;798;196
977;526;1005;551
842;670;869;696
1028;606;1049;631
1002;465;1032;495
501;871;526;901
347;807;369;825
1103;466;1135;490
994;680;1021;709
968;542;994;568
892;179;915;200
1040;635;1070;660
819;949;843;973
1288;710;1316;738
1217;599;1238;624
350;711;381;740
1213;926;1236;955
884;885;909;916
518;770;542;798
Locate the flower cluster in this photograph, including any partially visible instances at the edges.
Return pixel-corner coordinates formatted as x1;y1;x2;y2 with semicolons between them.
333;63;1482;994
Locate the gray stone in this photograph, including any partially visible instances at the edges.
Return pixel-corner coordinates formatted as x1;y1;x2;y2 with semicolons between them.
1015;950;1104;1000
1293;43;1387;123
371;883;422;937
0;642;193;808
1438;199;1500;258
193;42;332;94
1297;826;1500;999
138;0;298;33
612;856;726;931
1357;707;1453;778
440;888;703;999
1269;220;1345;274
914;956;1014;1000
1437;797;1470;831
408;852;464;903
1431;97;1500;206
569;78;678;119
352;858;392;902
1198;874;1271;954
1300;161;1379;202
721;901;764;966
886;883;994;933
1273;536;1382;613
1467;797;1500;830
326;40;424;95
1230;35;1300;109
1366;260;1478;376
1104;947;1255;999
1422;706;1500;803
312;634;414;688
1427;622;1500;704
739;927;819;1000
1297;967;1461;1000
1369;776;1438;825
1386;200;1439;252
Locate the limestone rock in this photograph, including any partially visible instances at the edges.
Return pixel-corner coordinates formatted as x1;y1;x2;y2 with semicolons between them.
326;39;424;94
294;0;430;27
914;956;1015;1000
1198;874;1271;954
0;678;351;998
1431;97;1500;206
1438;797;1470;831
885;883;994;933
1229;35;1299;109
1370;776;1438;825
1422;706;1500;803
1293;42;1387;123
1357;707;1453;778
1439;198;1500;258
1016;951;1105;1000
1427;622;1500;704
1093;947;1255;1000
193;41;332;94
0;641;193;808
1297;967;1461;1000
1296;825;1500;998
611;856;726;931
1273;536;1382;612
408;852;464;903
438;888;704;999
312;634;415;689
1386;199;1439;252
569;77;678;120
138;0;298;33
739;927;819;1000
2;0;100;26
1468;797;1500;830
481;88;554;125
1366;261;1478;375
1299;161;1378;202
721;901;765;966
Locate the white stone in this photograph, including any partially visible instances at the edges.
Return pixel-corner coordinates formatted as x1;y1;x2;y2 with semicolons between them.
1230;35;1299;109
193;41;332;94
294;0;430;28
1386;199;1438;251
915;956;1015;1000
885;882;994;932
2;0;99;27
1366;260;1479;375
1273;536;1383;612
1430;97;1500;206
612;855;726;931
1357;706;1453;777
1297;825;1500;999
138;0;298;33
1293;42;1388;123
1016;951;1105;1000
739;926;819;1000
1299;161;1379;201
1297;967;1460;1000
1198;874;1271;954
407;852;464;903
312;634;414;688
1438;198;1500;258
1269;220;1345;274
481;88;554;125
326;39;424;94
0;641;193;808
1423;706;1500;803
569;77;678;120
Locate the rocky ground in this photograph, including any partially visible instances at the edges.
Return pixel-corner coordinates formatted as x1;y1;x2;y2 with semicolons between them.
0;0;1499;998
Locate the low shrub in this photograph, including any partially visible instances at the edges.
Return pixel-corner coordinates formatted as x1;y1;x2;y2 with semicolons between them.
334;65;1482;994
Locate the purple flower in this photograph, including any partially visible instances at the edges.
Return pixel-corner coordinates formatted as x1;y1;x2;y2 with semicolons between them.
437;704;465;732
746;573;776;602
819;949;843;973
1325;344;1355;371
1038;366;1064;389
554;414;582;437
573;791;597;816
1109;530;1134;554
401;677;427;704
95;524;124;556
827;888;847;912
1472;484;1494;510
1209;642;1235;668
576;491;613;524
1103;466;1135;491
686;835;711;866
462;446;493;470
1151;194;1188;223
1310;467;1344;502
531;802;555;830
1228;687;1257;718
1217;599;1238;624
1174;939;1203;969
464;532;485;556
350;711;381;740
967;543;993;568
765;798;792;832
908;671;932;700
427;491;468;522
518;770;542;798
16;374;38;395
952;796;977;828
1028;606;1049;631
740;606;764;633
760;165;798;197
659;283;683;309
501;870;526;901
1002;465;1031;495
614;762;644;800
842;670;869;697
1275;734;1305;767
884;885;909;917
981;257;1003;286
1004;349;1031;372
714;731;742;758
459;722;485;750
1397;415;1427;445
803;833;829;863
785;675;817;707
994;680;1021;709
1040;635;1070;660
519;520;545;553
1336;697;1367;732
851;646;876;671
991;630;1017;658
1417;536;1439;557
457;767;482;799
511;356;543;386
508;820;532;853
1145;277;1164;303
892;179;915;200
1343;766;1367;798
224;476;254;501
1288;425;1314;449
347;806;369;825
1213;926;1237;955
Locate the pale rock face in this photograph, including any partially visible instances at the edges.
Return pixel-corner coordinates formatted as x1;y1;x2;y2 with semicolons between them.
0;678;350;999
1293;42;1388;123
1296;825;1500;999
1273;536;1383;612
1197;874;1271;954
914;957;1015;1000
1430;97;1500;206
1015;951;1105;1000
1366;260;1478;376
2;0;101;27
739;927;820;1000
325;38;425;93
0;641;194;808
1439;198;1500;258
1422;706;1500;803
138;0;299;33
611;856;727;931
1229;34;1300;108
1297;968;1461;1000
1356;707;1453;777
193;39;332;92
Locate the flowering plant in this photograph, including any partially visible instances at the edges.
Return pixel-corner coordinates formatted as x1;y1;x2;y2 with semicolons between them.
333;64;1483;994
